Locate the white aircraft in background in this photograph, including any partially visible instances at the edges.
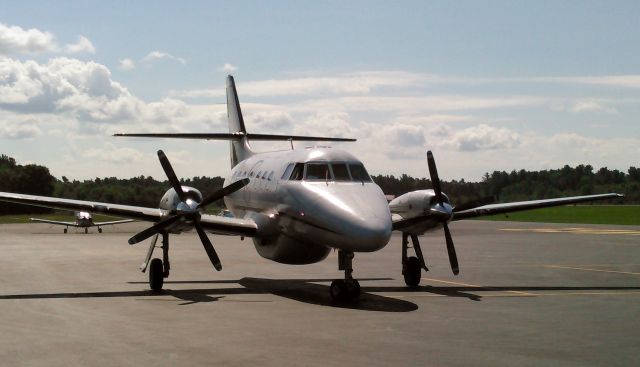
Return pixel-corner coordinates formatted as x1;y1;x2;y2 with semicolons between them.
30;211;134;234
0;76;623;301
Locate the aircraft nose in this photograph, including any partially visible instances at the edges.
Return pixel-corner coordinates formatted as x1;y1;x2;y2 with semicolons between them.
341;212;392;252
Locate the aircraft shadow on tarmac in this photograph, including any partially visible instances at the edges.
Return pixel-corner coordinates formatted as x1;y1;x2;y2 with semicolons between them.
2;279;640;312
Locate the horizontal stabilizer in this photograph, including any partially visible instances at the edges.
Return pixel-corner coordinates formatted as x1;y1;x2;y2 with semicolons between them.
114;133;356;142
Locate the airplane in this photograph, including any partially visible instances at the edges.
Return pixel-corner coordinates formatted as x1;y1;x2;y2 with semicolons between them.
30;211;134;234
0;75;623;301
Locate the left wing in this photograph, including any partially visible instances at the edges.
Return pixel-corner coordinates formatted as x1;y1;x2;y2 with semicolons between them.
0;192;257;237
452;193;623;220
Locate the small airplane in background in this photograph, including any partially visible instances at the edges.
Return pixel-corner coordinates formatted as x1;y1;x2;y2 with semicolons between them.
30;211;134;234
0;75;623;301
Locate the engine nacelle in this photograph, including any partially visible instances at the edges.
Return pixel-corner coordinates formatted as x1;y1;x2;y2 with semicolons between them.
159;186;203;211
389;189;450;218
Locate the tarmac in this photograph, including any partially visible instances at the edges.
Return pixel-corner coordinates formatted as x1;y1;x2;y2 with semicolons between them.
0;220;638;367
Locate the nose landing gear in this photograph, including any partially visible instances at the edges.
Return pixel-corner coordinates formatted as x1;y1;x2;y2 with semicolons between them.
330;250;361;301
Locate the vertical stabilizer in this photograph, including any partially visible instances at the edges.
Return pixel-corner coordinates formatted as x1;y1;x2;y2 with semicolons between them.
226;75;252;167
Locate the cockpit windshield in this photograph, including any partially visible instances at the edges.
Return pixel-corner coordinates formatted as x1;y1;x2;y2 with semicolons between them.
287;161;372;182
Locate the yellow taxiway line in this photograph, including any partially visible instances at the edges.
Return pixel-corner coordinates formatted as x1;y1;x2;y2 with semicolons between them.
544;264;640;276
499;228;640;236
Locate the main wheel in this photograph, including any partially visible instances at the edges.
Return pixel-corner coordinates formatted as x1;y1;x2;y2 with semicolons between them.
330;280;347;301
149;258;164;292
403;256;421;287
346;279;361;299
63;228;67;234
98;227;102;233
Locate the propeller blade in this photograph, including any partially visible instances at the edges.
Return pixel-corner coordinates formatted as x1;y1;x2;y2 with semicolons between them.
157;150;186;202
426;150;443;205
443;223;459;275
194;219;222;271
198;178;250;209
128;215;181;245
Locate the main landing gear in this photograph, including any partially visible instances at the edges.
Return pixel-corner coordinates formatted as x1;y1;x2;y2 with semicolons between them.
330;250;361;301
140;232;170;292
402;232;429;287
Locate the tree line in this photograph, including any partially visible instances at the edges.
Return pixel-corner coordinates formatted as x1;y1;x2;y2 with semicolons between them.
0;154;635;215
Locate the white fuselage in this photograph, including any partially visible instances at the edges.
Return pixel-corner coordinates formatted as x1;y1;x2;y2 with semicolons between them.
223;146;392;264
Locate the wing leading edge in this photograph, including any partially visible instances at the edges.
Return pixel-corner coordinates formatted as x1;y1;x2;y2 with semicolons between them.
0;192;257;237
30;218;78;227
453;193;624;220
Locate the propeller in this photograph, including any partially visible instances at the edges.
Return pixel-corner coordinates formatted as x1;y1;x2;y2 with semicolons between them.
426;150;459;275
128;150;249;272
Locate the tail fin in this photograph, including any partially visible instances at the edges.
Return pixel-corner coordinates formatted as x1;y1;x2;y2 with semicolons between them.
226;75;252;167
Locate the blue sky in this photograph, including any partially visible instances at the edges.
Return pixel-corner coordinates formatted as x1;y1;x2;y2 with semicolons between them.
1;1;638;181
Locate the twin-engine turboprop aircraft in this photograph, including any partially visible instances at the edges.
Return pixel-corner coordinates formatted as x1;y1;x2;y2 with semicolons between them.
31;211;134;234
0;76;622;301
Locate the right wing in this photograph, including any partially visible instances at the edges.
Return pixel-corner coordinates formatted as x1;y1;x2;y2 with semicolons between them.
30;218;78;227
0;192;257;237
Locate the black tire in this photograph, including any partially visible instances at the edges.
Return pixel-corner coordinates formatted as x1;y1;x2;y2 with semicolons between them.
63;228;67;234
98;227;102;233
403;256;421;287
330;279;347;301
346;279;361;299
149;258;164;292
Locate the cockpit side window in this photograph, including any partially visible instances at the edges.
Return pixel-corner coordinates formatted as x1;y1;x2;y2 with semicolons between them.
348;163;372;182
331;163;350;181
281;163;294;179
289;163;305;180
305;162;331;180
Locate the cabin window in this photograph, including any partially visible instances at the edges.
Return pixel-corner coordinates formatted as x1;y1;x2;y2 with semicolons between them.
349;163;371;182
305;162;330;180
289;163;305;180
331;163;350;181
281;163;294;179
267;171;274;181
261;171;268;179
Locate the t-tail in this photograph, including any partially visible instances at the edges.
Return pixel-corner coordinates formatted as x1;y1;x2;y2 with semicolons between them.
114;75;357;167
226;75;253;167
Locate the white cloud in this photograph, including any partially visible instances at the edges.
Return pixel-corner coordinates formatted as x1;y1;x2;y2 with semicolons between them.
246;111;294;132
170;71;433;99
444;124;521;151
569;100;618;114
0;22;57;55
219;63;237;72
142;51;186;65
0;118;41;139
119;58;135;71
64;35;96;54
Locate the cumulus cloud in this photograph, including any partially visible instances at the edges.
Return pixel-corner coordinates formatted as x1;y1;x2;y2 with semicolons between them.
444;124;521;151
219;63;237;72
119;58;135;71
0;22;57;55
64;35;96;54
246;111;294;132
142;51;186;65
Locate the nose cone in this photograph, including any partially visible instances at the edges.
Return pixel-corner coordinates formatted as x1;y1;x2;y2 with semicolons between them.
290;183;392;252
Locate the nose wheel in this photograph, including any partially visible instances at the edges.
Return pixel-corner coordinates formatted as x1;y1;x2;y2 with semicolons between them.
330;250;361;301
